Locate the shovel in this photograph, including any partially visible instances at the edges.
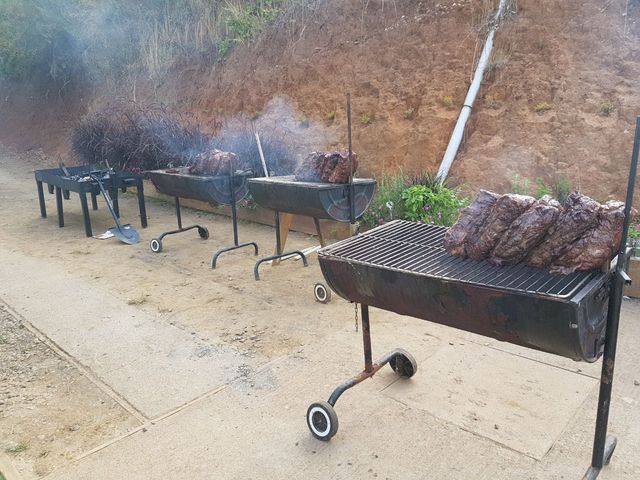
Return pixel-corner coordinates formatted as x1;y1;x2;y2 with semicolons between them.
90;171;140;245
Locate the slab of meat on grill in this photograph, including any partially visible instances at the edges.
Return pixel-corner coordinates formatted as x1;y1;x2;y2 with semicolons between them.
550;201;625;274
526;192;601;268
465;194;536;261
443;190;500;256
188;149;239;176
489;195;562;266
294;151;358;183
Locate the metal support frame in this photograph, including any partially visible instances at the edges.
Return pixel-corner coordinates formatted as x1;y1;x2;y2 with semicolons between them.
581;116;639;479
326;304;408;406
152;197;208;247
211;166;259;268
37;169;147;237
253;210;308;280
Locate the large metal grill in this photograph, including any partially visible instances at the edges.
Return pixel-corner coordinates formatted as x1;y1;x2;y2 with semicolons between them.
319;219;612;362
324;220;602;298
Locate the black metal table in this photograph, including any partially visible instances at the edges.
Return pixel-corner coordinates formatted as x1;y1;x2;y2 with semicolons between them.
35;165;148;237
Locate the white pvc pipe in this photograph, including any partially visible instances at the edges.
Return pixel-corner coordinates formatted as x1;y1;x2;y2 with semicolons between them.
436;0;508;181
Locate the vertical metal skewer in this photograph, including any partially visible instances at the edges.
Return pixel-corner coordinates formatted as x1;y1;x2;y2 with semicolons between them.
347;93;356;229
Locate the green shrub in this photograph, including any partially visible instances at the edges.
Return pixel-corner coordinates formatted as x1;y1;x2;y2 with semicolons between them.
511;174;530;195
554;175;572;203
533;102;552;113
402;183;469;226
360;172;407;230
535;177;552;199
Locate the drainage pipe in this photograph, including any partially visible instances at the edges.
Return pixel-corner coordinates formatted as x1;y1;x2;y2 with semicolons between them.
436;0;509;181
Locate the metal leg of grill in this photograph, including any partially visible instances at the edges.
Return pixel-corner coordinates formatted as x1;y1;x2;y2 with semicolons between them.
55;187;64;227
79;192;92;237
36;180;46;218
582;269;628;479
149;197;208;253
307;304;418;441
91;192;98;210
136;178;148;228
211;197;258;268
253;211;308;280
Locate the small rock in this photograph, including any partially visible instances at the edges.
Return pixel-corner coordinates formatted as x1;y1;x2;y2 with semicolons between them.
634;380;639;386
494;424;500;430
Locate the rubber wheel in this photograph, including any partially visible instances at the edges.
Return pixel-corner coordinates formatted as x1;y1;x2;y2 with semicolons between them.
150;238;162;253
389;349;418;378
313;283;331;304
198;227;209;240
306;401;338;441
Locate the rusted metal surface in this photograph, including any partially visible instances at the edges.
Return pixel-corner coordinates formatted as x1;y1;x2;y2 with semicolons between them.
247;176;375;222
146;169;250;205
319;220;611;362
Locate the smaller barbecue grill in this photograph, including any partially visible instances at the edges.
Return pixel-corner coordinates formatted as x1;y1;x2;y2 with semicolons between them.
146;168;258;264
35;165;147;237
247;177;376;280
305;117;640;480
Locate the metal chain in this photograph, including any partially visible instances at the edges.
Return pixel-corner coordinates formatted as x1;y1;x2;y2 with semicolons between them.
354;302;359;332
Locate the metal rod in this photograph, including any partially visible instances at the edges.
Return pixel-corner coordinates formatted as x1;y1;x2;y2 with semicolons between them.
91;191;98;210
136;178;147;228
347;93;356;225
36;180;46;218
361;304;373;373
175;197;182;230
55;186;64;227
587;115;638;474
79;193;92;237
275;211;282;256
230;161;239;246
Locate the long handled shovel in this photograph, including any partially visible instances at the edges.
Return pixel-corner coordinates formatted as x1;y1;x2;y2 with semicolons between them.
90;171;140;245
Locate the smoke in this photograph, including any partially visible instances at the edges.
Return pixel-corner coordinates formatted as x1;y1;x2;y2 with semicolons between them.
211;96;337;176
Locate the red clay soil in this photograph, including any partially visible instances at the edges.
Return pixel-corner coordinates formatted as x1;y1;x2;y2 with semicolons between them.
1;0;639;204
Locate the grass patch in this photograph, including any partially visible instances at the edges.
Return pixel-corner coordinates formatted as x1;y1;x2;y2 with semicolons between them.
360;113;373;126
403;108;416;120
6;442;29;454
599;101;615;117
326;111;336;123
0;335;7;345
442;96;454;108
533;102;552;113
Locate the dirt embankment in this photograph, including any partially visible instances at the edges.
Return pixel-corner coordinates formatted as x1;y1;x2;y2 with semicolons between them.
1;0;639;203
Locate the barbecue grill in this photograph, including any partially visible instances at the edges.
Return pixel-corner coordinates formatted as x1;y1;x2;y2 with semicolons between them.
146;168;258;263
35;165;147;237
305;118;640;480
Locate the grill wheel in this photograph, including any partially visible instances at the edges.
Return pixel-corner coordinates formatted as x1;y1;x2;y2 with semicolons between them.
389;349;418;378
306;401;338;441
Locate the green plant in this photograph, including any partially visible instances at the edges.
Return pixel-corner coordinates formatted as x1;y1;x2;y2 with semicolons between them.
535;177;552;199
511;174;530;195
442;96;454;108
6;442;29;454
403;108;416;120
599;101;615;117
402;183;469;227
554;175;572;203
217;39;233;58
0;335;7;344
533;102;552;113
326;111;336;123
360;172;408;230
298;116;309;128
360;113;373;126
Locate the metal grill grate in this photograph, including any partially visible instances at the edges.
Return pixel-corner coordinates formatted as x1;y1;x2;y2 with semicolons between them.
320;220;604;298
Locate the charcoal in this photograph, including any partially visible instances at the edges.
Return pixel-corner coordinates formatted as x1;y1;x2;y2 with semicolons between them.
489;195;561;266
294;151;358;183
443;190;500;256
465;194;536;261
188;149;239;176
526;192;600;268
550;201;625;274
